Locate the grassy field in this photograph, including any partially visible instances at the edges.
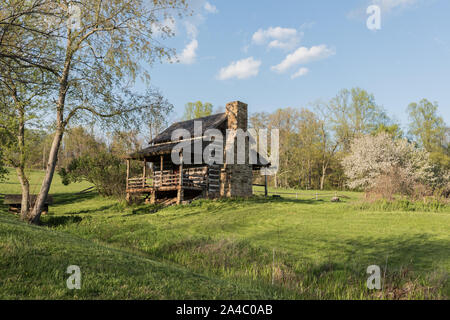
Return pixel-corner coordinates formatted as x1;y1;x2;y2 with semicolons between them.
1;169;449;299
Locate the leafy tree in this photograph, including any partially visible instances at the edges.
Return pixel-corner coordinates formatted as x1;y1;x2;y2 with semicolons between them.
144;90;174;142
0;0;55;219
266;108;301;188
108;130;142;157
297;108;322;189
372;123;403;139
314;102;340;190
326;88;388;152
250;112;269;132
0;145;7;181
0;57;50;220
313;89;389;189
183;101;213;120
59;126;106;168
248;88;398;190
24;129;52;169
1;0;188;224
407;99;449;171
407;99;446;151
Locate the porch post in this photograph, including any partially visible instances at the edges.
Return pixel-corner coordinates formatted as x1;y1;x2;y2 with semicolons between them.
177;152;184;204
150;190;156;204
143;159;146;188
264;174;268;197
160;155;163;187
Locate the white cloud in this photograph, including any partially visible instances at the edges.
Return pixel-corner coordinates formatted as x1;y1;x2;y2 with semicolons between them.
164;1;220;66
271;45;335;73
268;39;300;50
252;27;297;44
217;57;261;80
204;2;218;14
291;67;309;79
372;0;417;12
185;20;199;39
178;14;203;64
178;39;198;64
252;27;302;51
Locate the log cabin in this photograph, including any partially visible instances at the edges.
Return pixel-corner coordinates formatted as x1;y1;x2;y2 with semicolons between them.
124;101;270;205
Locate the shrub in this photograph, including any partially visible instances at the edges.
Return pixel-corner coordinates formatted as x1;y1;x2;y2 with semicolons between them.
58;151;140;198
366;166;435;201
0;148;7;182
343;133;444;197
356;198;449;212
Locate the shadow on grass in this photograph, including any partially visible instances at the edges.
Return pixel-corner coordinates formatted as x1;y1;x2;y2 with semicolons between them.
52;192;98;206
0;181;22;185
254;228;449;275
41;215;83;227
175;196;332;212
123;205;163;216
253;196;327;205
149;232;448;298
67;204;120;215
339;234;450;271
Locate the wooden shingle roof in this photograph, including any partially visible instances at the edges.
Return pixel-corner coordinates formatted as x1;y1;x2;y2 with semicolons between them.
149;113;227;145
126;112;270;168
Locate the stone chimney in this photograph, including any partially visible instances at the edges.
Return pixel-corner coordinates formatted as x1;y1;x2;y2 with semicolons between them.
225;101;248;131
220;101;252;198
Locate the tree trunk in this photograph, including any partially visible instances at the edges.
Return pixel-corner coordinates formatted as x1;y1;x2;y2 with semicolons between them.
15;97;30;220
28;40;72;224
308;160;312;189
28;128;64;224
16;167;30;219
320;164;327;190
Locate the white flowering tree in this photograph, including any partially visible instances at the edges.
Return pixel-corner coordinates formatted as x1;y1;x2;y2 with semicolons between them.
342;133;437;191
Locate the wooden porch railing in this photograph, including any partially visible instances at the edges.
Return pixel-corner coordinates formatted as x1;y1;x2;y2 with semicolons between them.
127;168;208;190
127;177;153;189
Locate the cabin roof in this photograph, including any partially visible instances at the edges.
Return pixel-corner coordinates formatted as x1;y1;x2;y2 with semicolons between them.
149;113;227;145
127;140;199;159
127;140;271;168
126;112;271;168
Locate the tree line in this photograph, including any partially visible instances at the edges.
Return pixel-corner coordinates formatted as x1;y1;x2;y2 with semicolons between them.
152;93;449;196
250;88;449;193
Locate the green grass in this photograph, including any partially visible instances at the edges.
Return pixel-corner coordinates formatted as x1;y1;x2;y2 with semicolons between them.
0;168;93;195
0;213;283;299
354;198;449;212
1;169;449;299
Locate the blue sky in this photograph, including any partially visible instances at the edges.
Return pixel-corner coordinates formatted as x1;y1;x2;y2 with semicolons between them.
144;0;450;129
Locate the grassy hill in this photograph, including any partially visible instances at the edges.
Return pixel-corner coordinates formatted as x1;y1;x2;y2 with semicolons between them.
0;213;281;299
1;169;449;299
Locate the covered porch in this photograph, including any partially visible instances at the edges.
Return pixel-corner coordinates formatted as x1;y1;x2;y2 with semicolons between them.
125;142;210;205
